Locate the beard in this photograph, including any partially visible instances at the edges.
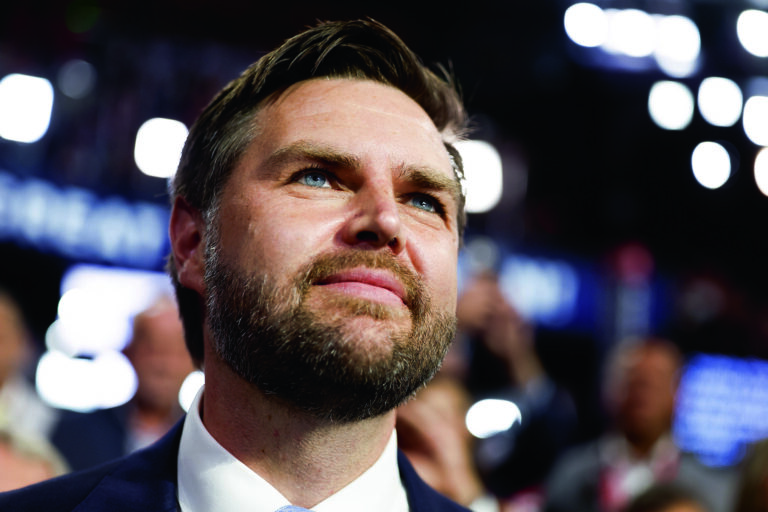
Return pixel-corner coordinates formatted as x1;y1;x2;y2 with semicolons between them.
204;243;456;424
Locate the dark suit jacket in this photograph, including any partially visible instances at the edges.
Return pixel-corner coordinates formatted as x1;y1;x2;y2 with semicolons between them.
543;438;738;512
0;419;469;511
51;404;132;472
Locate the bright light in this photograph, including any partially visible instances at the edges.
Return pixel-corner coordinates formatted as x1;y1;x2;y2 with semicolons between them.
466;399;522;439
737;9;768;58
179;370;205;412
674;354;768;466
755;148;768;197
605;9;656;58
691;142;731;190
563;7;700;75
58;59;96;99
456;139;503;213
134;118;188;178
654;15;700;77
743;96;768;146
499;255;579;327
54;264;175;355
55;288;132;355
36;350;137;412
0;74;54;143
36;265;176;412
648;81;694;130
564;3;608;48
45;319;85;358
563;7;701;75
698;77;743;127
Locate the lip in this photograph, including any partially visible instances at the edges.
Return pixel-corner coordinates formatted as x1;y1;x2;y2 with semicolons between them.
316;267;407;306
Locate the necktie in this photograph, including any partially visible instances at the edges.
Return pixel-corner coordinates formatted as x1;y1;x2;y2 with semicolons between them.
275;507;313;512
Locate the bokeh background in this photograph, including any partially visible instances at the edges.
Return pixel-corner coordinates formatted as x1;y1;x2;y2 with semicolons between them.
3;0;768;468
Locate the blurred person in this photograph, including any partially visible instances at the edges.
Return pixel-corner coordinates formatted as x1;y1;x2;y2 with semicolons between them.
0;288;58;440
622;483;709;512
397;376;501;512
0;19;471;511
544;338;736;512
440;272;506;383
456;273;507;339
51;296;195;471
454;274;579;504
0;428;68;492
733;437;768;512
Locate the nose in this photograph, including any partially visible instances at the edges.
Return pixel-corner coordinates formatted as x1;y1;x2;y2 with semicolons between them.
341;185;405;253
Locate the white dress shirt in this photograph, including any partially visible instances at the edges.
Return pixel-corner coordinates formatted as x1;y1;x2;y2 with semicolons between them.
178;388;410;512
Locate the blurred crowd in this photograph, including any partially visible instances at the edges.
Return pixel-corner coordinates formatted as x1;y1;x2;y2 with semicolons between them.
394;273;755;512
0;287;193;490
0;273;767;512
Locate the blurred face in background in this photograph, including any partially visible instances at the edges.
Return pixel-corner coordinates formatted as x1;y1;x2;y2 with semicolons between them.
607;342;680;446
0;296;28;388
125;301;195;414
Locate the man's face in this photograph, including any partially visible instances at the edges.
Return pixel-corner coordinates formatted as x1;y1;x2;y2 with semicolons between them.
611;345;679;441
204;78;461;422
0;299;26;386
127;305;194;413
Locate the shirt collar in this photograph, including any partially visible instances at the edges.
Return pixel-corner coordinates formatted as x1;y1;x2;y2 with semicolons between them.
177;387;409;512
600;433;680;467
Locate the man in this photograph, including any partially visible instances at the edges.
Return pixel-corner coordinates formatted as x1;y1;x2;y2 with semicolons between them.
51;296;195;471
0;428;68;492
0;19;470;511
454;274;579;504
0;289;59;441
396;376;501;512
544;338;735;512
623;483;709;512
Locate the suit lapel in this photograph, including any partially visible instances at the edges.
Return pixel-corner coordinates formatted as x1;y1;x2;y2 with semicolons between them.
68;421;465;511
398;450;469;511
74;420;184;512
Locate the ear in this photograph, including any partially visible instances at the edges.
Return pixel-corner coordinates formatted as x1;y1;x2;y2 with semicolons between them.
169;196;206;295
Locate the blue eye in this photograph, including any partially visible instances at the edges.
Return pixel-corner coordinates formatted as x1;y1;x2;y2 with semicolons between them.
297;171;330;188
408;194;440;213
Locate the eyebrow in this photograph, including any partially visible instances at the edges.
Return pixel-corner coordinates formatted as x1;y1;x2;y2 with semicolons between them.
396;165;462;208
263;141;361;174
264;140;462;204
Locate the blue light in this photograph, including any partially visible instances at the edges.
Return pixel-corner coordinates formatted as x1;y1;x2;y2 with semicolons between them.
0;170;169;269
498;255;580;327
674;354;768;466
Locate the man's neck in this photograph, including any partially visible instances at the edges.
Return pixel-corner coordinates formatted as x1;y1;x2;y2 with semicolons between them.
201;361;396;509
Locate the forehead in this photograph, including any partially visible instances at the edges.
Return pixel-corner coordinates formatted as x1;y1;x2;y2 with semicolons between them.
620;346;678;375
0;299;23;334
252;78;454;175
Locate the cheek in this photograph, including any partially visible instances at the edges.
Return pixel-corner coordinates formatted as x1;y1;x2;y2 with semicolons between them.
414;244;457;311
264;209;343;264
438;273;458;313
219;201;338;279
218;193;281;257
